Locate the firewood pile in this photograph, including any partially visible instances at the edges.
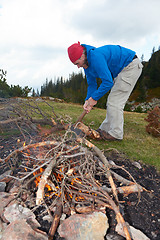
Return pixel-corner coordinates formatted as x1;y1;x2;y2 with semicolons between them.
0;98;149;240
145;106;160;138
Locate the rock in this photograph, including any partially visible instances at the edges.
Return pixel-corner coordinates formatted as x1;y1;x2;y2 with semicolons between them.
0;219;7;239
1;219;48;240
105;233;125;239
0;192;15;216
128;98;160;113
0;182;6;192
0;170;12;183
115;222;150;240
4;203;40;229
132;161;142;169
58;211;109;240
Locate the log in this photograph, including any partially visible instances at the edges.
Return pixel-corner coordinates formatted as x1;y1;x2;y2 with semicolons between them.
36;156;58;205
48;199;63;239
75;122;101;139
102;184;143;196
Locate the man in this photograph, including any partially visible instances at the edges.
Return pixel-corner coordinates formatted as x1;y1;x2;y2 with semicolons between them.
67;42;143;140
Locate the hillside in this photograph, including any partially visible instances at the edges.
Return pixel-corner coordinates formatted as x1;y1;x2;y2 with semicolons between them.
130;50;160;102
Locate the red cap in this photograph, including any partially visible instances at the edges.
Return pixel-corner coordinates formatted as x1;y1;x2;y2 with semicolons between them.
67;41;84;63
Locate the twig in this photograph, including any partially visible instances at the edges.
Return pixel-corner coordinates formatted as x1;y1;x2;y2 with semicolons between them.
77;138;119;203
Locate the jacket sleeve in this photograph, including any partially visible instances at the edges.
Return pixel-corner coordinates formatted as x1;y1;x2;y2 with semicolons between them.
85;74;97;100
90;52;114;101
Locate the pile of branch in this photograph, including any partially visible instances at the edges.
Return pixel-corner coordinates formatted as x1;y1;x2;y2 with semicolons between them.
0;98;65;136
0;98;148;239
1;128;145;240
145;106;160;137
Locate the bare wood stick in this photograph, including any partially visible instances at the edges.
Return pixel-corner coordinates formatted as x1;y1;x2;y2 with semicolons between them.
77;138;119;203
36;157;57;205
98;186;131;240
118;184;143;196
76;122;101;139
75;110;87;124
0;117;23;124
2;140;58;163
7;160;50;182
102;184;143;195
48;199;63;239
110;170;144;191
36;145;79;205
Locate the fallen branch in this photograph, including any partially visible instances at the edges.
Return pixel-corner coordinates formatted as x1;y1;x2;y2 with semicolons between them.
36;145;80;205
77;138;119;203
76;137;132;240
1;140;58;163
75;122;101;139
48;197;63;239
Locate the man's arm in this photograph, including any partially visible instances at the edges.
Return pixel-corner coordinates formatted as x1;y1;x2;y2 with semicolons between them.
83;97;97;113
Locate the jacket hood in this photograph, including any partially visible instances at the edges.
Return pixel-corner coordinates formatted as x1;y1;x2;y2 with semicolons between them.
81;44;95;64
81;44;95;51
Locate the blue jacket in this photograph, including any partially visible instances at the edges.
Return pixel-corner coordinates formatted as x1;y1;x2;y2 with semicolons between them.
82;44;135;101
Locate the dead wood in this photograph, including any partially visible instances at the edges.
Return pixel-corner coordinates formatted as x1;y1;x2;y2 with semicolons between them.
48;198;63;239
145;106;160;137
0;117;24;125
91;181;132;240
102;184;143;196
0;98;66;137
0;101;145;239
36;156;58;205
36;145;80;205
1;140;58;163
77;137;119;203
75;122;101;139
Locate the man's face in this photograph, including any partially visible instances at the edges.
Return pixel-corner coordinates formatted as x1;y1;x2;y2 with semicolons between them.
74;53;88;69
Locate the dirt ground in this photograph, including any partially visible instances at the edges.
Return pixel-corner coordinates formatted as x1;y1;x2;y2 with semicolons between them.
104;150;160;240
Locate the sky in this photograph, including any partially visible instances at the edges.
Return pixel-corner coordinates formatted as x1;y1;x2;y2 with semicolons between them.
0;0;160;92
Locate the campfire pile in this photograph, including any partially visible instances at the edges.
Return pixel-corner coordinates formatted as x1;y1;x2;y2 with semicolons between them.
0;98;150;240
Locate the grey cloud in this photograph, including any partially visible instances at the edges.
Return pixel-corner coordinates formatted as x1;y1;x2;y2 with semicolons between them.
70;0;160;43
28;45;65;61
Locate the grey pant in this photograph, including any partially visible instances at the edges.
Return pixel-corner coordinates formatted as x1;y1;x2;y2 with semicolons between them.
100;58;143;139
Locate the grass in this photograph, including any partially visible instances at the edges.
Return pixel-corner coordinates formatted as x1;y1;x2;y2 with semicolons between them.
48;101;160;171
1;100;159;171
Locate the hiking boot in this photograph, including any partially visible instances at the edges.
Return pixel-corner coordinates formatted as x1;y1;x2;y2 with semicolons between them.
96;129;121;141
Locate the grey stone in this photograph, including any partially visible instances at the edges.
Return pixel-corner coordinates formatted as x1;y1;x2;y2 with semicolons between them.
1;219;48;240
58;211;109;240
0;182;6;192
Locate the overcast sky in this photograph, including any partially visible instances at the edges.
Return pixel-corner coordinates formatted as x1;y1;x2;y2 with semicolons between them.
0;0;160;92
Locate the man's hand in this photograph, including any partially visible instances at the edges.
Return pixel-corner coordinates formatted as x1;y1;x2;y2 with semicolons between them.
83;97;97;113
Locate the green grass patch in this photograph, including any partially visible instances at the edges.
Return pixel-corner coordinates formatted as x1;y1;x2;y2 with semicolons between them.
3;100;159;171
0;129;21;139
45;101;160;171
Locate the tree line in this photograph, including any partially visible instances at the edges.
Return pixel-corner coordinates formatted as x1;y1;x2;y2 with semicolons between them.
1;47;160;105
0;69;31;98
40;72;109;109
39;48;160;107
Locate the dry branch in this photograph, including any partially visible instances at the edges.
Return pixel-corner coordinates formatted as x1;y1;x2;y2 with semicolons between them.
76;122;101;139
36;145;80;205
1;140;58;163
77;137;119;203
48;198;63;239
0;100;145;239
